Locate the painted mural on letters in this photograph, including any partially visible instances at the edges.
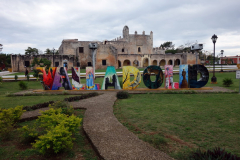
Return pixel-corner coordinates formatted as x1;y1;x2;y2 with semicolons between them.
122;66;141;89
101;66;121;90
86;67;100;90
72;67;85;90
143;65;163;89
179;65;188;88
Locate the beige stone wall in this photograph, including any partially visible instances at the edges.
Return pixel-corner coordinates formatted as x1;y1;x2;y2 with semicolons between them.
11;54;75;72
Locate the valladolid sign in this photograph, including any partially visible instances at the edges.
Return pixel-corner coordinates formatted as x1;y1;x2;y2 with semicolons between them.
37;64;209;90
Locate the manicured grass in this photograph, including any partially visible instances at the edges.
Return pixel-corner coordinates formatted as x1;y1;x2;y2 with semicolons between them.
114;93;240;159
0;109;99;160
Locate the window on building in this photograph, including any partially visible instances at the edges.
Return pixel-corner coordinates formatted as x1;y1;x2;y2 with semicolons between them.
138;47;141;52
25;61;30;67
122;48;124;52
102;60;106;66
88;62;92;66
79;47;84;53
55;62;59;67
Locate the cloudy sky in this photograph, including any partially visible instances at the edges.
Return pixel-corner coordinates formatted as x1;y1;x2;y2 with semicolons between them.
0;0;240;56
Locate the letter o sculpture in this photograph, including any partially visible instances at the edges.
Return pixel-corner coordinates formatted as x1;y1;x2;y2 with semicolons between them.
143;65;163;89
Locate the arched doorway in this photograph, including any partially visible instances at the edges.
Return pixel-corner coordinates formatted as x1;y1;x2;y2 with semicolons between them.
133;60;139;67
168;60;173;65
175;59;180;66
123;59;131;66
143;58;149;67
159;59;166;66
152;60;157;66
118;60;121;68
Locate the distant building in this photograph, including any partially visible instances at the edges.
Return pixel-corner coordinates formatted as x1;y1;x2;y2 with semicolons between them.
220;55;240;64
11;26;199;72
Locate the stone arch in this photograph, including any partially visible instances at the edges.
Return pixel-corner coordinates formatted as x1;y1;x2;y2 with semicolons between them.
143;58;149;67
118;60;122;68
123;59;131;66
152;60;157;66
133;60;139;67
175;59;180;66
168;59;173;65
159;59;166;66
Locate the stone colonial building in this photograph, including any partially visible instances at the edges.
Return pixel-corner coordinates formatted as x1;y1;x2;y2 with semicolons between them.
11;25;199;72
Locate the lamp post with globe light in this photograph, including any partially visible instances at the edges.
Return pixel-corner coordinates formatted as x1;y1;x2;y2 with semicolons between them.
211;34;218;83
220;50;224;72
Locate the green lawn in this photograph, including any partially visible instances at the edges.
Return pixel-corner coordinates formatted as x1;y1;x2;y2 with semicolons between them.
114;93;240;159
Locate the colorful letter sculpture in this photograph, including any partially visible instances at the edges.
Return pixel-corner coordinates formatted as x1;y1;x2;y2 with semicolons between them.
143;65;163;89
51;67;63;90
72;67;85;90
101;66;121;90
37;67;72;90
179;65;188;88
86;67;100;90
188;64;209;88
165;65;173;89
122;66;141;89
37;67;55;90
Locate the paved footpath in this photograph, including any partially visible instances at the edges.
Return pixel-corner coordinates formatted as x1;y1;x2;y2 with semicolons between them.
70;92;174;160
21;92;174;160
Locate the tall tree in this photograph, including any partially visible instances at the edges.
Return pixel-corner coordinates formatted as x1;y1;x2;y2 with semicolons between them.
160;41;175;50
25;47;39;55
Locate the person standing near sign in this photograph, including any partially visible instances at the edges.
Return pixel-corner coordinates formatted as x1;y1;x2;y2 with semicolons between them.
25;66;29;77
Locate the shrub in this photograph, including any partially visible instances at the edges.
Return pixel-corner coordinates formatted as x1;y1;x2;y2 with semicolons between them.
19;81;28;90
32;108;82;154
0;106;25;139
27;75;30;81
14;75;18;81
37;108;82;133
223;78;233;87
18;125;38;143
189;147;240;160
116;91;130;99
49;101;74;116
33;124;74;154
23;101;54;111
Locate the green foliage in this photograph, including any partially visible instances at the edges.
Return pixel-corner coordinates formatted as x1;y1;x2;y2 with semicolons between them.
0;54;11;67
25;47;39;55
160;41;175;50
189;147;240;160
19;81;28;90
49;101;74;116
223;78;233;87
0;76;2;85
31;108;82;154
37;108;82;133
32;124;74;154
14;75;18;81
0;106;25;139
39;58;51;71
18;125;38;143
32;69;40;80
116;91;130;99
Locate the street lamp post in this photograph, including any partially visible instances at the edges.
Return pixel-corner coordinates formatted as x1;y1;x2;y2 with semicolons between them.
220;50;224;72
211;34;218;83
52;48;55;67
